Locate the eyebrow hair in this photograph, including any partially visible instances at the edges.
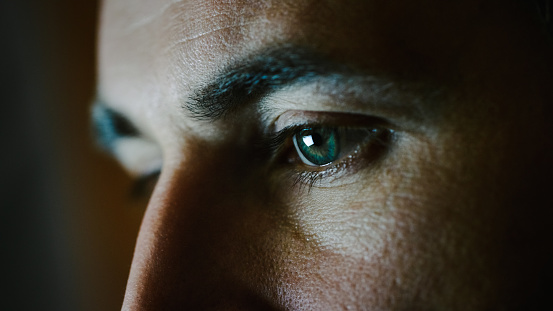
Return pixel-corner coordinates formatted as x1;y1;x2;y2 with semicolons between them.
186;45;357;121
91;101;140;152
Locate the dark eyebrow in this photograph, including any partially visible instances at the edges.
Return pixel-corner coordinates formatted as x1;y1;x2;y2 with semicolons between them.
91;100;140;152
186;45;355;121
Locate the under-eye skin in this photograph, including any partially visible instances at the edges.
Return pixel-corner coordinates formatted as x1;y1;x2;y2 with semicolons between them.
263;115;394;189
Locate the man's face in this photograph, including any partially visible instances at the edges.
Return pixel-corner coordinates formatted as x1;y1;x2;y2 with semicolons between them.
97;0;552;310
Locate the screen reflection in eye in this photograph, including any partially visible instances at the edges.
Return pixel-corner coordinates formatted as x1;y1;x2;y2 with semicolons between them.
294;127;339;166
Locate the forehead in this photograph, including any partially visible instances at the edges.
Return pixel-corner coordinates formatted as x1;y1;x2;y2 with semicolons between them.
99;0;484;108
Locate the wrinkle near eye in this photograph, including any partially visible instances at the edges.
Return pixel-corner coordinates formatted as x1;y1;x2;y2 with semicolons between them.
169;21;266;47
165;1;275;53
122;1;175;33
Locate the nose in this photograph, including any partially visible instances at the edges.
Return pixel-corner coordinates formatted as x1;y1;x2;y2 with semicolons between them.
121;149;282;310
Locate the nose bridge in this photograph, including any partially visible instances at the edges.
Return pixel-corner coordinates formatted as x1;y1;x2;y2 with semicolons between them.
121;149;281;310
122;158;231;309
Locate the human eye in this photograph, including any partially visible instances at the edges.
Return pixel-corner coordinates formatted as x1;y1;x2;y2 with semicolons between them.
264;111;395;189
91;104;163;200
292;126;384;166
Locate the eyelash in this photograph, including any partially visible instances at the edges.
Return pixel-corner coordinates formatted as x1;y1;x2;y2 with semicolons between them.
262;122;394;190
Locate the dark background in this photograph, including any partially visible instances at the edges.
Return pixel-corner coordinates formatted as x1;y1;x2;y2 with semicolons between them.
0;1;143;310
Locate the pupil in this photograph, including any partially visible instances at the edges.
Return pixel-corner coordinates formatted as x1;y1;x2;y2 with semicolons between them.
295;128;339;166
311;133;324;146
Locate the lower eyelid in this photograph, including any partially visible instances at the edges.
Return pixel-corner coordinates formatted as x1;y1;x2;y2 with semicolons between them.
290;151;363;190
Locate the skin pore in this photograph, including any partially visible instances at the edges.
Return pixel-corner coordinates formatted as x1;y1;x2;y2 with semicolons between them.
96;0;553;310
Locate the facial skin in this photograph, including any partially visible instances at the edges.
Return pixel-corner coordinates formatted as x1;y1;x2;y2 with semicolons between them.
96;0;553;310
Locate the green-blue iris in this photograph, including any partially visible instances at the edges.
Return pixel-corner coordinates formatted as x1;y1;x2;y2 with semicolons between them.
294;127;340;166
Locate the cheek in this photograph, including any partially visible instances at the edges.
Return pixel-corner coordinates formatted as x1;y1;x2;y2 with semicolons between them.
273;133;522;309
265;150;417;308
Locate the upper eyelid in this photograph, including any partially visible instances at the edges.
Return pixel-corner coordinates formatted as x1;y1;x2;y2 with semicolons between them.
258;76;443;133
270;110;393;133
